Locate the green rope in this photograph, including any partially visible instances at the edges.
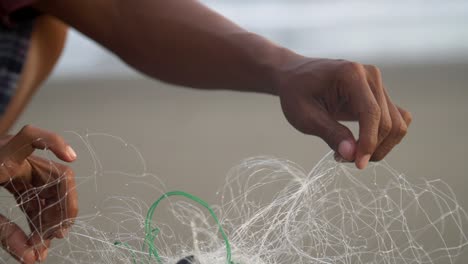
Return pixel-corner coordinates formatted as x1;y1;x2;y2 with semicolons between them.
115;191;236;264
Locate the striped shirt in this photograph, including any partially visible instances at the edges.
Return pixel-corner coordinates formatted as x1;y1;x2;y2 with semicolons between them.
0;0;36;114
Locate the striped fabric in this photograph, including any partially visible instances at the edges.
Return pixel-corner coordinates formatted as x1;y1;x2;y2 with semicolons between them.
0;20;33;114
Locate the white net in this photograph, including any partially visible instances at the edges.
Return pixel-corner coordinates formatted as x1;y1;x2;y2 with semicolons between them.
1;133;467;263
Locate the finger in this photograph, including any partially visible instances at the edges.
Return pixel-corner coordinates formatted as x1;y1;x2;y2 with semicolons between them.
27;157;78;239
0;214;37;264
365;65;392;146
28;232;52;262
305;103;357;161
57;164;78;237
372;93;410;161
397;106;413;126
356;105;381;169
344;64;381;169
0;125;77;164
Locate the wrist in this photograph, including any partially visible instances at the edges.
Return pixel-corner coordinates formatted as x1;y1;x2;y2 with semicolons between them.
234;32;298;96
262;46;289;96
265;47;305;96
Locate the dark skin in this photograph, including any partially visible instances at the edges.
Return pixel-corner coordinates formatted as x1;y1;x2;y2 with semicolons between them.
0;126;77;263
0;0;412;262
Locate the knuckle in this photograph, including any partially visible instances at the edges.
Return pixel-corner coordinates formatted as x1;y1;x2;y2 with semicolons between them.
366;103;381;120
338;61;365;81
379;120;392;139
56;166;75;184
365;64;382;78
387;119;408;144
61;166;74;177
343;61;364;73
49;133;64;144
397;122;408;138
19;124;35;136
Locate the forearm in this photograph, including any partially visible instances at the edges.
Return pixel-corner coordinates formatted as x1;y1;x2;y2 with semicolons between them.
35;0;294;94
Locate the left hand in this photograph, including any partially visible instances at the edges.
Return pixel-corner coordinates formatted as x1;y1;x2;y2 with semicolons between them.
0;125;78;263
276;56;412;169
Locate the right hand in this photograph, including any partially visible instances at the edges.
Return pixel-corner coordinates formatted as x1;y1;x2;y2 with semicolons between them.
276;57;412;169
0;125;78;263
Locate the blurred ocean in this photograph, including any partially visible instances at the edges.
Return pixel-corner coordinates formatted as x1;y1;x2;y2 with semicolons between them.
51;0;468;79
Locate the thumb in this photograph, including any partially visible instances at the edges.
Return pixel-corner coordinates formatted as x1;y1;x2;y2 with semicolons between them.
314;112;356;161
0;214;37;264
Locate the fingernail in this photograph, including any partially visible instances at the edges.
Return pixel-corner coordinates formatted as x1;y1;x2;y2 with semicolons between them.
338;140;354;161
66;146;77;160
358;154;371;170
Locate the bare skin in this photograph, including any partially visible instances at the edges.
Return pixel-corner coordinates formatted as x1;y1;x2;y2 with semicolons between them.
0;126;77;263
0;16;72;263
1;0;412;262
0;15;67;134
32;0;412;166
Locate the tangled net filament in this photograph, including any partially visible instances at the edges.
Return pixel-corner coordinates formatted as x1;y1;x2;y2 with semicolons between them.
94;153;468;264
1;134;467;264
210;154;468;264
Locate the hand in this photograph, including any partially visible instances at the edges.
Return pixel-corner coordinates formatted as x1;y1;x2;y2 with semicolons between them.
0;125;78;263
276;56;412;169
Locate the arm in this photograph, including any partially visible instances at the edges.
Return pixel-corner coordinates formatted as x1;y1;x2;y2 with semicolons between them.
34;0;412;169
35;0;283;94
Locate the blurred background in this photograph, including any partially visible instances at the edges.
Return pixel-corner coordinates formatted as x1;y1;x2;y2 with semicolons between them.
7;0;468;262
